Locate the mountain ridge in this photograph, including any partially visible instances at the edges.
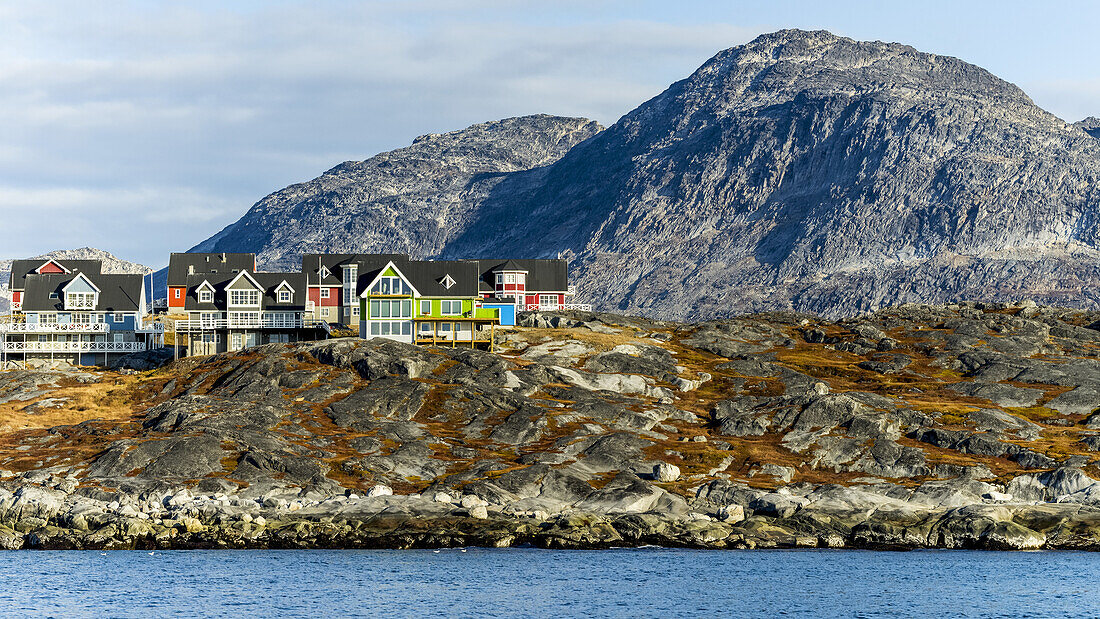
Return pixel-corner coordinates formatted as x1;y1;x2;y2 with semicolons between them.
189;29;1100;318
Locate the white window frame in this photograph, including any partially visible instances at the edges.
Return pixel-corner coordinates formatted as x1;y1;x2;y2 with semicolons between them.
441;300;462;316
320;288;330;299
420;300;431;315
279;290;291;303
199;290;213;303
228;289;260;307
66;292;95;310
321;307;330;318
505;273;515;284
174;289;181;299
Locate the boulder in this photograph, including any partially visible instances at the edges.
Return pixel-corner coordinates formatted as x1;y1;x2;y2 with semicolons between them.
653;462;680;483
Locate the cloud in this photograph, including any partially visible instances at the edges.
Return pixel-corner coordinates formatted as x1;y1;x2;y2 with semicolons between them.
0;2;761;267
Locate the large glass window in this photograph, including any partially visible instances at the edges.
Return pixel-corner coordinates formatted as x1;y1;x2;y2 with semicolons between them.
441;300;462;315
228;311;260;327
370;276;412;296
229;289;260;306
343;266;358;304
369;299;412;318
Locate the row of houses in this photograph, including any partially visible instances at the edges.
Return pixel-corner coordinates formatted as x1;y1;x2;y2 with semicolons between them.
2;252;588;366
166;252;587;356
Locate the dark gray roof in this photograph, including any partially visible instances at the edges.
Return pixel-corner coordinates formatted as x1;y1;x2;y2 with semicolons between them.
168;253;256;284
8;259;102;291
476;259;568;292
301;253;410;286
379;260;481;297
297;254;568;298
183;271;306;311
21;273;144;313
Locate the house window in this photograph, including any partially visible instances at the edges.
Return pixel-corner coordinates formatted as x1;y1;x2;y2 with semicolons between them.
441;300;462;315
200;312;220;328
199;290;212;303
352;306;360;317
369;299;413;319
66;292;95;309
441;274;456;290
370;276;411;296
504;273;515;284
72;313;92;324
174;289;181;299
495;273;503;286
279;290;291;303
344;307;350;318
113;313;125;322
420;300;431;315
321;307;330;318
369;321;411;337
320;288;330;299
343;266;358;304
231;334;242;350
229;312;260;327
539;294;557;306
228;290;260;306
320;266;330;279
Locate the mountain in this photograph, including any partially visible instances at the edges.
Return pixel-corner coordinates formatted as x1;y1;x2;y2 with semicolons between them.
191;115;602;267
0;248;154;313
191;30;1100;319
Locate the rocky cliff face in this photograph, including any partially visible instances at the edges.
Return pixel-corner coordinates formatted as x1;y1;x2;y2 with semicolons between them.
190;29;1100;319
191;115;603;267
0;247;153;313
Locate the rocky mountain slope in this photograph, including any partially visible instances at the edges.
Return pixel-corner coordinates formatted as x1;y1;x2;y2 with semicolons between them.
2;304;1100;549
189;29;1100;319
0;248;153;313
191;115;602;267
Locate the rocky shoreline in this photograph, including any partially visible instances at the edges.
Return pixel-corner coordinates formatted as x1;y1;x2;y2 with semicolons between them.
4;305;1100;550
4;469;1100;551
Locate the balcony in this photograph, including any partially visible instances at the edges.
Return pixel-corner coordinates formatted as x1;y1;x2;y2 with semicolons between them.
1;340;148;353
0;322;109;333
520;303;592;312
175;315;328;330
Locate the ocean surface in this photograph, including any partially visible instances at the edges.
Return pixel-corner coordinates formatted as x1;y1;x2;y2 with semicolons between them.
0;548;1096;618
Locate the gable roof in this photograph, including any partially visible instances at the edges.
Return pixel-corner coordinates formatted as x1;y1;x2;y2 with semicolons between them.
21;273;144;312
62;271;102;294
301;253;411;286
182;271;306;311
378;259;481;297
167;253;256;283
476;259;568;292
8;259;102;291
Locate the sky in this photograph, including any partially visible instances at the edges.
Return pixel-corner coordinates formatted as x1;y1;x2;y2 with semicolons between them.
2;0;1099;269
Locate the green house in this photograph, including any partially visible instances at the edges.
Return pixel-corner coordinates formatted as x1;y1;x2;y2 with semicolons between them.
358;260;499;348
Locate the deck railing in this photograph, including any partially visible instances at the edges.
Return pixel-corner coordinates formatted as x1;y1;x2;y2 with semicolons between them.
175;316;329;331
520;303;592;312
1;340;148;353
0;322;109;333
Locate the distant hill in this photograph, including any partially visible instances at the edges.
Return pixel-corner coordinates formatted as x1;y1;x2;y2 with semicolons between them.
188;29;1100;319
1;248;153;313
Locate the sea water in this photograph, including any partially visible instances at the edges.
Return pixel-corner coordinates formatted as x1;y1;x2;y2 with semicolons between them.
0;548;1096;617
